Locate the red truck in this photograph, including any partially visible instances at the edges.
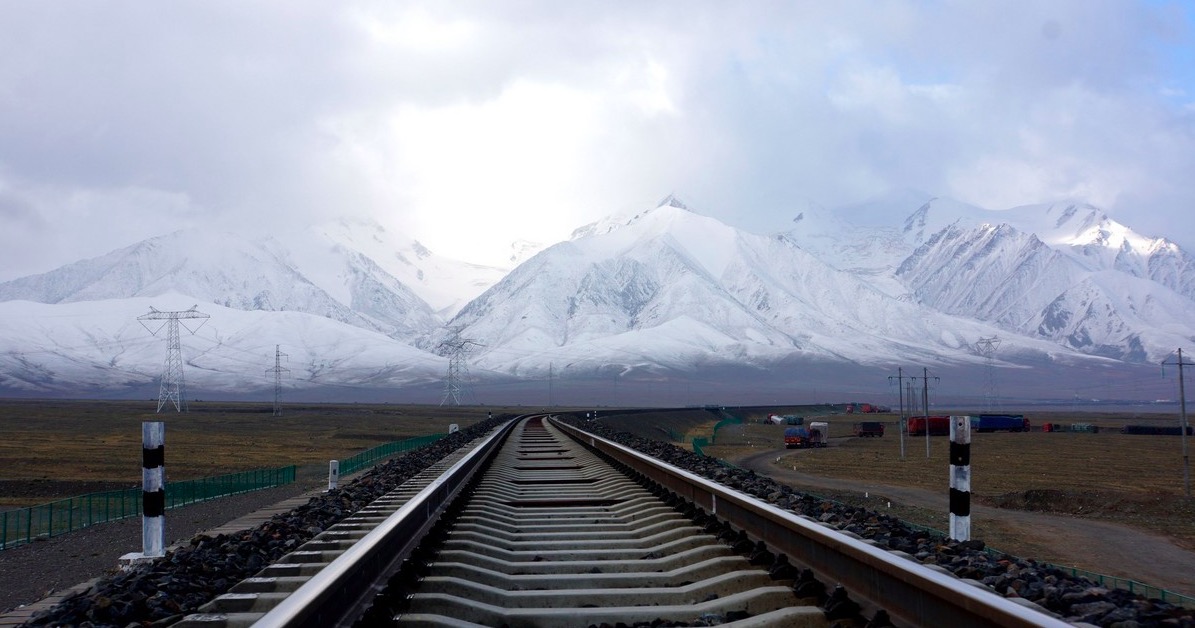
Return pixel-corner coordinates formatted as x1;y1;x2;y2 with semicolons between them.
785;424;827;448
906;416;950;436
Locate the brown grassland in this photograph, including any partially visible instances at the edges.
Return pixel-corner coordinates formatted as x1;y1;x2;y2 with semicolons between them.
4;401;1195;594
594;408;1195;595
0;399;502;508
699;412;1195;551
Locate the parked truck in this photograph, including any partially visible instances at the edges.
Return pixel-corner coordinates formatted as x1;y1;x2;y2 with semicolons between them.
907;416;950;436
784;427;809;448
853;421;885;437
785;424;827;448
807;421;829;447
974;414;1029;432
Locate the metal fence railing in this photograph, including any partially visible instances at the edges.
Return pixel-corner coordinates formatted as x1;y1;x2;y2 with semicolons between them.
0;465;296;551
338;433;445;477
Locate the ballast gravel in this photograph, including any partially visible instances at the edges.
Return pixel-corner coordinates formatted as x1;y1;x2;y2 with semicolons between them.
559;415;1195;628
13;415;509;628
10;413;1195;628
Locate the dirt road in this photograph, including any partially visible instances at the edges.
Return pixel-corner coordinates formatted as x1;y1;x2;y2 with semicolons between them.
735;448;1195;598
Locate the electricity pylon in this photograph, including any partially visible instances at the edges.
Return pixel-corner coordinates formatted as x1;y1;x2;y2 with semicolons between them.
975;335;1001;411
265;345;290;417
138;306;210;413
439;330;482;406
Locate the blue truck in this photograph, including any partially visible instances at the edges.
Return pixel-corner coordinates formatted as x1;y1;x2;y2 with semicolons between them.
973;414;1030;433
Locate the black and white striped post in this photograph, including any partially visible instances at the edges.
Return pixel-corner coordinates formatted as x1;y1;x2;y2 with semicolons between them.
949;415;971;541
328;459;339;491
142;421;166;557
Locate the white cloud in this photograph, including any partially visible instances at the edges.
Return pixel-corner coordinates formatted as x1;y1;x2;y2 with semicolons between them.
0;0;1193;279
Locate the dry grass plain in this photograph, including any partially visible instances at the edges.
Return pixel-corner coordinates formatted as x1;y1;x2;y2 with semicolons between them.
0;399;502;508
5;402;1194;586
702;412;1195;552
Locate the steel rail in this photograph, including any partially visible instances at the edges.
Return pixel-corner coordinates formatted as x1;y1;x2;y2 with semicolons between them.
551;417;1073;628
249;416;522;628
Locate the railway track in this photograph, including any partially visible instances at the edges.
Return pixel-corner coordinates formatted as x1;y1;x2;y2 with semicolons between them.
387;415;820;626
174;415;1072;627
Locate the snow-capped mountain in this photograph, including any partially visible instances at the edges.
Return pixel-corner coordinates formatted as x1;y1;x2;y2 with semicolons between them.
0;296;449;394
436;197;1089;380
0;227;441;342
790;191;1195;363
297;218;515;318
0;191;1192;403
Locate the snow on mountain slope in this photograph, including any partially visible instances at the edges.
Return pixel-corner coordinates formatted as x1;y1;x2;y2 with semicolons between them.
441;199;1075;376
996;201;1195;300
785;191;1195;363
0;227;441;342
2;191;1192;398
896;220;1195;362
786;190;985;270
792;191;1195;296
1031;271;1195;361
305;218;519;318
896;223;1078;327
0;295;448;393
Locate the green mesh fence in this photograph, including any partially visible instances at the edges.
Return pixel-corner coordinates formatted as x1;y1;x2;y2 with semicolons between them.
710;413;744;444
337;433;446;477
1031;561;1193;607
0;465;295;551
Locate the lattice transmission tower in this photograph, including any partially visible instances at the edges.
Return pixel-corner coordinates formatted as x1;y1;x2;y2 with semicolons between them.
439;330;482;406
138;306;210;413
265;345;290;417
975;335;1001;411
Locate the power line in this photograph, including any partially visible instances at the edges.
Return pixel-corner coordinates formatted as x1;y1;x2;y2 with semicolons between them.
137;305;209;413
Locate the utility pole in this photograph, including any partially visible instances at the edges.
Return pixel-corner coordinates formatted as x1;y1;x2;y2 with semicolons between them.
889;367;910;459
138;306;209;413
265;345;289;417
1163;349;1193;498
911;368;940;458
548;362;554;407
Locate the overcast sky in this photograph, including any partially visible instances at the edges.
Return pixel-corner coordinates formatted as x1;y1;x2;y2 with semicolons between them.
1;1;1193;279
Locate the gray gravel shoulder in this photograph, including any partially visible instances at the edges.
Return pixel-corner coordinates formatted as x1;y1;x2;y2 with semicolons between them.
0;481;320;614
734;447;1195;598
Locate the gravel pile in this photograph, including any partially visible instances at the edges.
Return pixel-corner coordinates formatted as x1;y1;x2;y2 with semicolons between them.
19;415;510;628
561;415;1195;628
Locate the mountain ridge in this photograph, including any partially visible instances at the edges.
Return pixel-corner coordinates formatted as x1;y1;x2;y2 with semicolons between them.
1;192;1192;402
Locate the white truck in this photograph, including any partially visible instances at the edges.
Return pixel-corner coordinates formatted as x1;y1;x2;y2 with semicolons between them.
807;421;829;447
